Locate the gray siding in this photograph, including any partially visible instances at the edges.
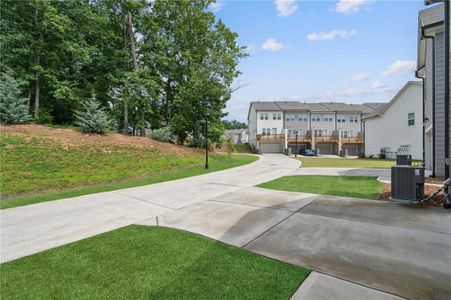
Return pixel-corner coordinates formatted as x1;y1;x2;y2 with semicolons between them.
435;32;446;176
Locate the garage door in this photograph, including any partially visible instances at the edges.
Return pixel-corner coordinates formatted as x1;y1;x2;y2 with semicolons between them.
343;144;358;156
316;144;333;155
260;143;282;153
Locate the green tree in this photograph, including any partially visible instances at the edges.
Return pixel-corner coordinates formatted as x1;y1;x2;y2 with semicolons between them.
74;94;112;133
0;72;30;124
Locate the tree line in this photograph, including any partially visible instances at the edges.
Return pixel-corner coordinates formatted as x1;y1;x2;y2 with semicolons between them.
0;0;246;145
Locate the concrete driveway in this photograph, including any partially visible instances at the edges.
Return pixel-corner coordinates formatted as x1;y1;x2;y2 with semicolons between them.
1;154;300;263
2;154;450;299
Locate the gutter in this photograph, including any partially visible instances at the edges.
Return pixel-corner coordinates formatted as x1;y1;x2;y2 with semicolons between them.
445;0;450;179
417;28;436;176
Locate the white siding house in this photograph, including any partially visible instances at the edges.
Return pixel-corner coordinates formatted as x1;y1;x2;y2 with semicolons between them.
363;81;423;160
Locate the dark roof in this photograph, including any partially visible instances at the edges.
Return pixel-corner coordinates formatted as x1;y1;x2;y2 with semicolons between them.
248;100;387;117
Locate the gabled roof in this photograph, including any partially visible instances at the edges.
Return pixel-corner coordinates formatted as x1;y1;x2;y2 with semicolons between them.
417;4;444;73
247;100;387;120
363;81;422;120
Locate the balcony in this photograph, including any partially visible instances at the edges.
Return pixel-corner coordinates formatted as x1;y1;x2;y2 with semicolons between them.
256;134;284;143
341;136;364;144
287;135;312;143
314;135;339;143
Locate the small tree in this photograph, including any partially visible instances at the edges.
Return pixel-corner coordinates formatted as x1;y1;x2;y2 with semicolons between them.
0;73;30;124
225;138;235;157
74;95;112;133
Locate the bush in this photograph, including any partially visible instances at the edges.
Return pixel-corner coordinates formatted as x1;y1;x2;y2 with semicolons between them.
74;96;112;133
150;126;172;142
225;138;235;156
0;73;30;124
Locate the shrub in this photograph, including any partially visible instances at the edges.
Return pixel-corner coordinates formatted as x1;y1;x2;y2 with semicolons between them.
225;138;235;156
0;73;30;124
150;126;172;142
74;96;112;133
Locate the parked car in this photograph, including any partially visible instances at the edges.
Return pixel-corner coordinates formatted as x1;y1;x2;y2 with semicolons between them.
300;149;316;156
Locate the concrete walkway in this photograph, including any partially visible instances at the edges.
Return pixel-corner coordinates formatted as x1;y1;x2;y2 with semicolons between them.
2;154;450;299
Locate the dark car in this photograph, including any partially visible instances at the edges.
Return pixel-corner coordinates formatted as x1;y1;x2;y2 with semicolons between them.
300;149;316;156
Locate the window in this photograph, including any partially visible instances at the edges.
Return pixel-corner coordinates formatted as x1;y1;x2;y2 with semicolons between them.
314;129;323;137
273;113;277;120
285;114;295;121
272;128;277;134
277;113;281;120
408;113;415;126
337;116;346;123
262;128;271;135
324;115;333;122
312;115;321;122
265;113;268;120
349;116;359;123
340;130;353;138
299;114;308;121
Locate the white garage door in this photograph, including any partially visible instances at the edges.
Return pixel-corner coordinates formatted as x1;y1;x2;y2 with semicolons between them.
316;144;333;155
260;143;282;153
343;144;358;156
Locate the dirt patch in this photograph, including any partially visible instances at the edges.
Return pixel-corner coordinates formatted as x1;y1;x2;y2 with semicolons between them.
0;124;201;156
381;183;445;207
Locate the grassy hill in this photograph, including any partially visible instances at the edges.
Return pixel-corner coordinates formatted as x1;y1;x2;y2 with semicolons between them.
0;125;257;209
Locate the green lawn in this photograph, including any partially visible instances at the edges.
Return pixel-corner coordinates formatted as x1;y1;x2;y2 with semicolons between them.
0;133;257;209
298;157;396;169
258;175;384;200
233;143;255;153
0;226;308;299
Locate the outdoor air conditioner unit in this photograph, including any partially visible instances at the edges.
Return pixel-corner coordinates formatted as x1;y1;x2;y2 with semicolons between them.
390;165;425;204
396;154;412;166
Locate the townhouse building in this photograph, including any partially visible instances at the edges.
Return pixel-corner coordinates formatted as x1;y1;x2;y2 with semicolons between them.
247;101;385;155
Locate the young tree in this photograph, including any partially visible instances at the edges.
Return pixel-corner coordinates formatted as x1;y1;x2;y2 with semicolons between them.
74;94;112;133
0;72;30;124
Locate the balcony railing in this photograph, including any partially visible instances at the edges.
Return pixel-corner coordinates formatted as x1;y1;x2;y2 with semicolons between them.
256;134;285;142
341;136;364;144
314;135;339;143
256;133;364;144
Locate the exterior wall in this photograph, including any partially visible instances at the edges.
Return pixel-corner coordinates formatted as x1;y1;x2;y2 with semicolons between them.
284;111;310;135
256;111;284;135
364;84;423;160
336;113;362;136
310;112;335;135
435;32;446;176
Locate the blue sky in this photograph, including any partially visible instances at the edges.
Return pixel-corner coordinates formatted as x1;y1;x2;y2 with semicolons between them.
211;0;425;122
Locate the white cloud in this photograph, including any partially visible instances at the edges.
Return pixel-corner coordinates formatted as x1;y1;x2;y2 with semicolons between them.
306;29;358;41
371;81;386;89
262;38;284;52
382;60;416;77
274;0;298;17
209;1;224;12
335;0;370;15
349;72;369;82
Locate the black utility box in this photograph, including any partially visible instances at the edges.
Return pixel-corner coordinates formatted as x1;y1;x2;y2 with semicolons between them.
396;154;412;166
391;166;424;202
